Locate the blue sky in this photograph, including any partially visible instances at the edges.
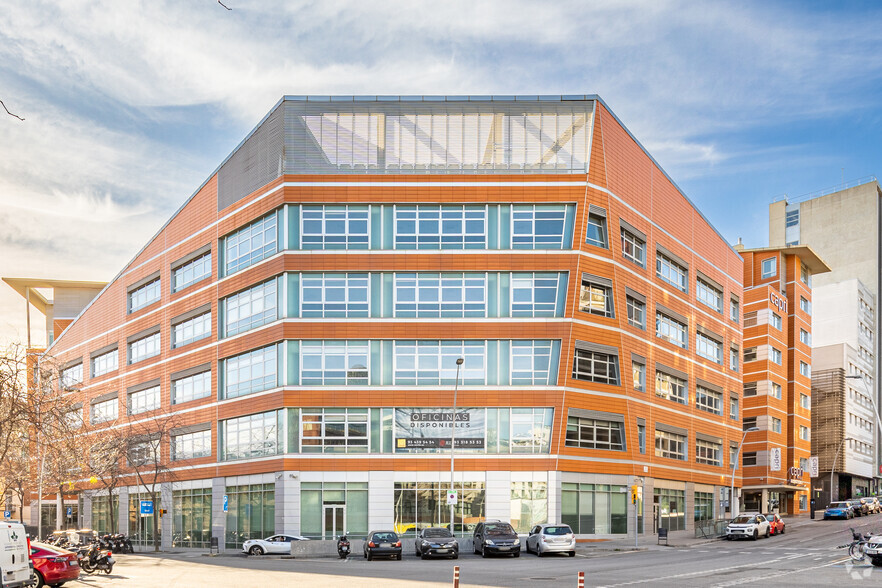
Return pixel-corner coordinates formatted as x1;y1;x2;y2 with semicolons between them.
2;0;882;344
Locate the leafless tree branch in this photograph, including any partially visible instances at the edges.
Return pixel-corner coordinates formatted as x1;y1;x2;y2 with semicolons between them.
0;100;24;121
218;0;232;10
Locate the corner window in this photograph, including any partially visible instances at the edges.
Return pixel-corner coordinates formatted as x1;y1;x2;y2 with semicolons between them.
800;263;812;287
585;212;608;248
761;257;777;279
579;277;614;317
626;295;646;329
224;212;279;274
621;228;645;267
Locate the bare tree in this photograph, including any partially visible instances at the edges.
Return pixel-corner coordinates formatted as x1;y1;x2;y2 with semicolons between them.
0;99;24;121
0;345;35;466
86;426;130;533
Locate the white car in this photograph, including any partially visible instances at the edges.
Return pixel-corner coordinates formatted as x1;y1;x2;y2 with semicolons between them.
243;534;310;555
863;533;882;566
725;513;770;541
525;523;576;557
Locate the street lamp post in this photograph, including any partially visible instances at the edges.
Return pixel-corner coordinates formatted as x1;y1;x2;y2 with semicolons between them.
450;357;464;536
846;375;882;494
829;436;856;504
731;427;760;518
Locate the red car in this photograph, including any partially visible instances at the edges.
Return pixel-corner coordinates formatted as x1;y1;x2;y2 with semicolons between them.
30;541;80;587
764;513;785;535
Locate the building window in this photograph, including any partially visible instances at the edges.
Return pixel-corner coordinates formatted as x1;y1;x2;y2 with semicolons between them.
695;386;722;415
172;251;211;292
512;205;568;249
656;252;688;292
800;393;811;409
128;278;161;313
511;341;554;385
300;341;370;386
301;408;369;453
60;362;83;389
729;396;738;420
394;341;486;385
128;439;159;467
761;257;777;279
695;491;714;522
771;347;782;365
171;488;212;549
128;332;160;364
572;348;620;385
744;347;757;362
172;370;211;404
696;439;722;466
626;295;645;329
800;296;811;315
656;311;687;349
172;311;211;348
511;273;560;317
225;484;275;549
172;429;211;460
696;332;722;364
730;298;739;323
633;361;645;392
771;417;782;433
743;416;757;431
302;205;368;250
730;347;739;372
511;482;548;533
395;205;485;250
696;278;723;313
799;425;810;441
800;263;812;287
655;429;686;460
90;399;118;425
656;371;687;404
395;273;486;318
621;228;645;267
653;488;685;531
224;212;278;274
223;345;278;399
585;212;608;248
393;482;484;537
128;385;160;415
91;349;118;378
224;279;278;336
771;312;782;330
562;483;629;535
800;329;811;345
565;416;625;450
771;382;782;399
302;273;369;318
742;452;757;466
743;382;757;397
579;278;614;317
221;410;281;460
638;423;646;454
800;361;811;377
66;408;83;430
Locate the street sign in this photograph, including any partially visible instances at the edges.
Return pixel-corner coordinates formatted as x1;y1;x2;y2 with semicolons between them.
140;500;154;516
446;490;458;505
66;507;72;518
223;495;228;513
809;456;819;478
3;511;9;519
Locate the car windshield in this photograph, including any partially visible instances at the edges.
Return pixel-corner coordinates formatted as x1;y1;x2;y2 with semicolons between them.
485;524;514;535
763;514;776;520
828;503;848;508
731;516;754;524
424;529;453;538
372;532;396;542
543;526;571;535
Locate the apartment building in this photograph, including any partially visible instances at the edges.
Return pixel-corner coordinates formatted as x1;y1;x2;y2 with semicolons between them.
30;96;744;548
735;245;829;514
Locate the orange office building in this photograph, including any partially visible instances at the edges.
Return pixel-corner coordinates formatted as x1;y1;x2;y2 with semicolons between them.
736;245;829;515
32;96;745;547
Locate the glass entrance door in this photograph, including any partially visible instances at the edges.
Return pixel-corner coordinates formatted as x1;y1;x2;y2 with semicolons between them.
323;505;345;540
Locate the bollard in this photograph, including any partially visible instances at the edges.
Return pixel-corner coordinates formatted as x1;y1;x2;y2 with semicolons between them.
577;571;585;588
453;565;460;588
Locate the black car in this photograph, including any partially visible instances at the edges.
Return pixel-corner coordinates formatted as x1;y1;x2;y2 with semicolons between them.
473;520;520;557
414;527;459;559
363;531;402;561
849;499;867;516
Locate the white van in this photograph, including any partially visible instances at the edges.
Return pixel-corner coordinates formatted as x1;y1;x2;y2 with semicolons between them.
0;522;32;588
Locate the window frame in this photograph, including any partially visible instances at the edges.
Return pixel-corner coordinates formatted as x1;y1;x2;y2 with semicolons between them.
579;278;614;318
224;211;279;275
565;416;625;451
585;212;608;248
572;348;620;386
620;228;645;267
761;257;777;279
656;252;688;293
172;251;212;293
128;277;161;314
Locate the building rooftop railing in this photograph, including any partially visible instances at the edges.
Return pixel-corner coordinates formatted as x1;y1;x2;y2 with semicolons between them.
771;175;878;204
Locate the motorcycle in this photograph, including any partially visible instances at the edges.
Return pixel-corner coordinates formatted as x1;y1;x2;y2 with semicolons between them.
79;543;115;574
337;535;350;559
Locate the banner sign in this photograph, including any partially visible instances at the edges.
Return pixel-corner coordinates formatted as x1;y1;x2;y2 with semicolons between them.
809;456;819;478
770;447;782;471
395;408;485;451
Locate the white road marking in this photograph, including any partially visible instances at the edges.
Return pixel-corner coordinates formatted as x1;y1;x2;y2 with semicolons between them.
710;556;851;587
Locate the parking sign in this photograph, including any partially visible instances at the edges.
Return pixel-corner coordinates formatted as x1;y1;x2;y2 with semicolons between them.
446;490;458;505
223;495;228;513
140;500;154;516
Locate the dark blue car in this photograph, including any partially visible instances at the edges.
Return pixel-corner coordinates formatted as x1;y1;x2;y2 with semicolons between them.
824;501;854;520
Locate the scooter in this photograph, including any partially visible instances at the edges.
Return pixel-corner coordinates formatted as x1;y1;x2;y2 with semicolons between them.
337;535;350;559
80;543;115;574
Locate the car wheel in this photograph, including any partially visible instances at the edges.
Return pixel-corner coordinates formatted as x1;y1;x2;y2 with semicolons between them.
781;526;785;535
363;550;367;559
474;542;480;555
249;545;264;556
482;547;489;558
397;553;402;561
34;572;46;588
452;553;458;560
765;527;770;539
752;530;758;541
513;551;520;558
569;551;576;557
367;552;373;561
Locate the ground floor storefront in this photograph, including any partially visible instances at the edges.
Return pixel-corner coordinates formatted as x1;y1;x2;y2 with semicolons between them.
62;472;730;550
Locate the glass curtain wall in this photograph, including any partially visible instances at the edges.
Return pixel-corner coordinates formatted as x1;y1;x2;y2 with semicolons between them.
654;488;686;532
560;483;630;535
393;482;485;537
694;491;714;522
128;493;160;548
300;482;368;540
172;488;212;548
225;484;275;549
90;495;119;535
510;482;547;533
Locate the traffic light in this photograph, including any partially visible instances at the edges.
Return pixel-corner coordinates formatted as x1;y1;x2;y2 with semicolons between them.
631;485;639;503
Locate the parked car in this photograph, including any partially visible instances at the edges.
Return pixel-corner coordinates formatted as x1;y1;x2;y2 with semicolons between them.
364;531;402;561
473;520;520;557
0;521;32;588
860;497;881;514
242;534;309;555
725;513;770;540
413;527;458;559
30;541;80;588
525;523;576;557
823;501;854;520
764;513;785;535
849;498;867;516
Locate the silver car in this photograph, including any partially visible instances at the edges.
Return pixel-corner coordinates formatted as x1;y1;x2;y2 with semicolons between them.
525;523;576;557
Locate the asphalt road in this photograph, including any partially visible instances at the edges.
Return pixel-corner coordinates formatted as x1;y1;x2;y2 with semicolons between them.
62;516;882;587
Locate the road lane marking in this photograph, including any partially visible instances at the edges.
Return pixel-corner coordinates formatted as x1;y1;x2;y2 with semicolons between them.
710;556;852;587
